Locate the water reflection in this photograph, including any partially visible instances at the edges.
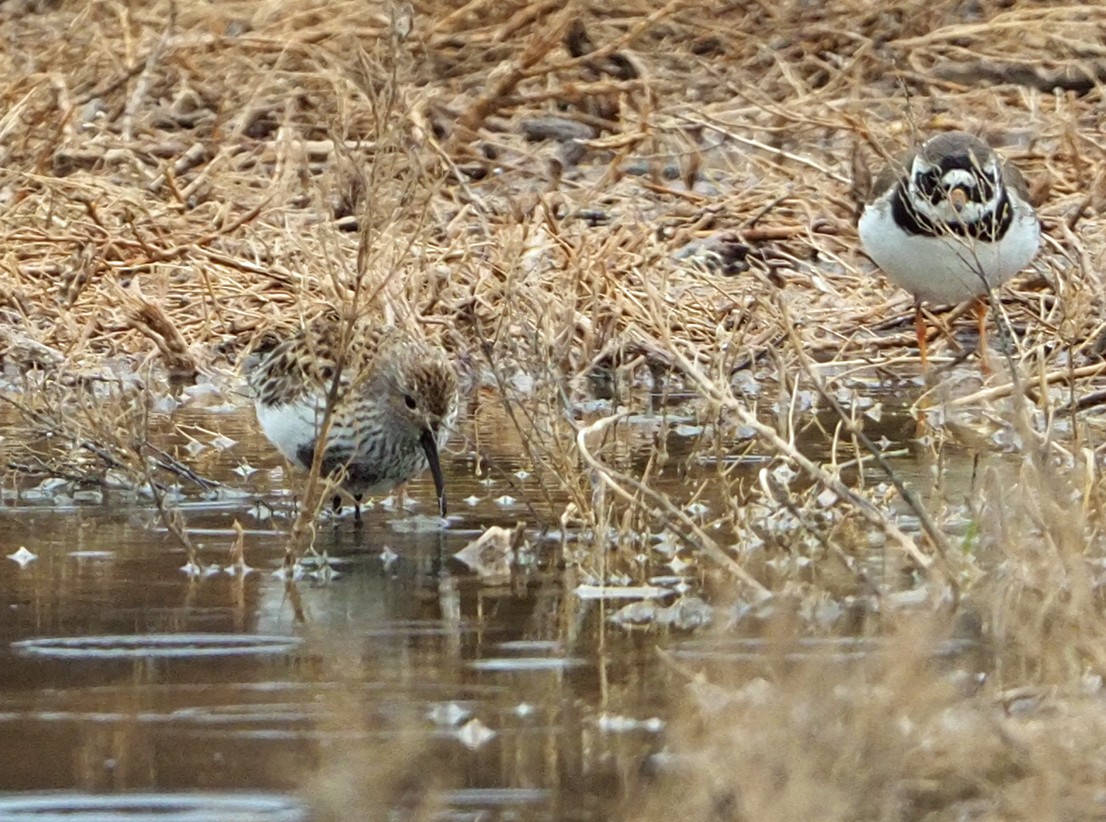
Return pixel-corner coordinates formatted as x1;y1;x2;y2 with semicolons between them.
0;389;994;818
0;404;674;820
0;792;307;821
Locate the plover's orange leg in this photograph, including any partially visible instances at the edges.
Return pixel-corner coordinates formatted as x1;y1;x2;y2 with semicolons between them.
914;299;929;370
972;296;991;375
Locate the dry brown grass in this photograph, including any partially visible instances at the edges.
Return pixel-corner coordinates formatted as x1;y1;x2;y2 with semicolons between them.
5;0;1106;817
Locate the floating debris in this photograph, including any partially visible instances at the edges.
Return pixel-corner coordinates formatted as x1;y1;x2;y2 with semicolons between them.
40;478;70;494
575;584;674;601
233;462;258;478
428;702;472;727
272;564;307;582
307;562;339;582
609;596;714;630
456;718;496;750
667;555;693;574
454;525;518;580
608;601;658;625
685;501;710;517
7;546;37;567
673;423;705;437
596;713;665;733
180;561;205;577
209;434;238;451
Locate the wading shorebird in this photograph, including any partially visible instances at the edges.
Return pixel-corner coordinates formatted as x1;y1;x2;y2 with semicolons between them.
858;131;1040;366
247;314;458;522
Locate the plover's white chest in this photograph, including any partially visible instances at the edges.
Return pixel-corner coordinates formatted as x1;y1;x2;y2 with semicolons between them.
858;192;1040;305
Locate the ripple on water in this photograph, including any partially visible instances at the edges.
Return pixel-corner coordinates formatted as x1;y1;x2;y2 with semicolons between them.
494;640;561;652
11;633;302;660
467;637;588;672
358;620;488;638
468;657;587;672
441;787;551;807
0;791;305;821
670;636;978;663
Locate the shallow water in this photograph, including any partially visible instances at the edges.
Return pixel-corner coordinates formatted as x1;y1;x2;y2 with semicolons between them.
0;398;685;821
0;387;985;819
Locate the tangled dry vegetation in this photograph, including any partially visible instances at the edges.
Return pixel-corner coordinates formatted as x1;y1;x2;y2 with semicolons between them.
5;0;1106;817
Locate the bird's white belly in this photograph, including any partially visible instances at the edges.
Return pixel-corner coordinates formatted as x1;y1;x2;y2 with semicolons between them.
858;203;1040;304
254;398;452;497
254;399;323;470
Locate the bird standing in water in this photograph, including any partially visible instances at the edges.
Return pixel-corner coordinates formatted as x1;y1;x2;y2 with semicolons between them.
247;313;458;522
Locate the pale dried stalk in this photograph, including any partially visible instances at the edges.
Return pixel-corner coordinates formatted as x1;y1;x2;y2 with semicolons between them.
576;412;771;598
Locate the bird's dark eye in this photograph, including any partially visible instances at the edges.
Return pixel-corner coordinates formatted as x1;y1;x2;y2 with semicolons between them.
916;169;942;198
404;394;418;410
978;171;999;199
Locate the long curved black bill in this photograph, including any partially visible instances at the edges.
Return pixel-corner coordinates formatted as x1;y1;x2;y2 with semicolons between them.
420;428;447;517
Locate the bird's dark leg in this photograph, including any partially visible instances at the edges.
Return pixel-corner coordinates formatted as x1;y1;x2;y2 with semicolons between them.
354;494;363;527
332;494;342;515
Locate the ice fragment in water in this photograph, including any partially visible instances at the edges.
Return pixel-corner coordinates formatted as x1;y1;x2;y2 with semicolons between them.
233;462;257;478
7;547;37;567
456;718;495;750
428;702;471;726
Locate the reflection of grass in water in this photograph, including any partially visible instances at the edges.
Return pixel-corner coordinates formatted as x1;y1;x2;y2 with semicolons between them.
1;0;1106;817
627;386;1106;819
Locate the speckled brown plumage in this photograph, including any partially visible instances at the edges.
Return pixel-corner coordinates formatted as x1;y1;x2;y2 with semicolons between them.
246;312;458;519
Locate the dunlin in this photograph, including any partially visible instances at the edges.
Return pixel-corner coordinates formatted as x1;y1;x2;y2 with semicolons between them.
858;131;1040;365
247;314;458;521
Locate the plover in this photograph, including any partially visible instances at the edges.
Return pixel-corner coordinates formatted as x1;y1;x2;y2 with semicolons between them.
858;131;1040;365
